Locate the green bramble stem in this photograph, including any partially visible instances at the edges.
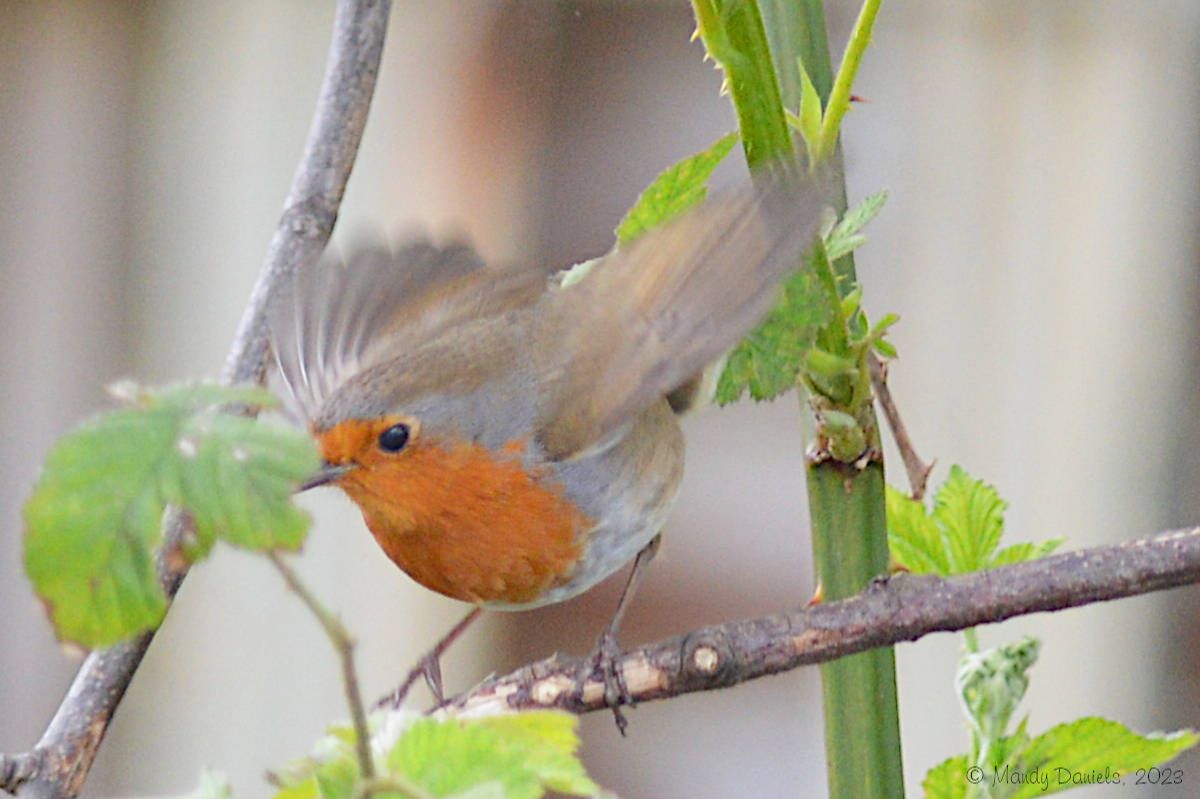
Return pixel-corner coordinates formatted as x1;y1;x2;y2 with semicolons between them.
691;0;793;168
815;0;882;164
808;459;904;799
760;0;904;796
693;1;900;794
759;0;834;102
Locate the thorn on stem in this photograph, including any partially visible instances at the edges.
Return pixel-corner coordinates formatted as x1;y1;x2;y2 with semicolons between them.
808;582;825;607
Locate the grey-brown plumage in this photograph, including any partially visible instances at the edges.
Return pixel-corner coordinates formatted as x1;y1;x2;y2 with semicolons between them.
270;171;831;607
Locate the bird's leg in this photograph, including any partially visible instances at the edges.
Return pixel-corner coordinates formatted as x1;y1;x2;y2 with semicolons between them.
581;533;661;735
377;606;483;709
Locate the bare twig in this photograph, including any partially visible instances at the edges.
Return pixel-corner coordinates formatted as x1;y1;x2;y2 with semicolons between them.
223;0;391;387
4;3;392;797
869;353;934;499
269;553;374;780
438;528;1200;718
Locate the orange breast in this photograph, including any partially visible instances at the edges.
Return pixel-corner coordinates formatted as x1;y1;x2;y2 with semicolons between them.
317;421;589;605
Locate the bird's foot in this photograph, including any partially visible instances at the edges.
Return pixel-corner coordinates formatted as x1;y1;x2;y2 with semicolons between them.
419;651;446;704
376;607;483;711
378;651;444;710
577;629;633;735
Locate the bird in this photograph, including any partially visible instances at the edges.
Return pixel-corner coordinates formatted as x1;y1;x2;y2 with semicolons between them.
269;167;831;728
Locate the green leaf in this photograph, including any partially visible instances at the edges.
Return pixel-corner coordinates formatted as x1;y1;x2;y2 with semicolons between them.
24;406;177;647
888;468;1062;578
1011;718;1198;798
872;339;898;360
615;133;737;245
990;539;1065;568
921;756;967;799
23;382;318;648
272;779;318;799
825;190;888;261
872;338;898;358
388;712;597;799
886;485;950;575
791;57;823;164
447;785;508;799
715;247;836;403
389;718;539;799
313;756;358;799
152;382;281;412
275;712;600;799
933;465;1007;573
270;725;358;799
957;637;1041;767
868;312;900;339
805;347;857;379
839;286;863;320
476;714;598;795
826;234;866;262
173;413;315;555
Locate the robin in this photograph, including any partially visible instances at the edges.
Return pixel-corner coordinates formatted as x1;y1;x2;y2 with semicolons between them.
270;169;831;727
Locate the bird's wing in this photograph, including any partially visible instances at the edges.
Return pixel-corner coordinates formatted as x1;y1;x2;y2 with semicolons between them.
532;173;833;460
270;239;547;423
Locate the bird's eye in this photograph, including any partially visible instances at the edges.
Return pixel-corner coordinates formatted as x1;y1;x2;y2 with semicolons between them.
377;423;410;453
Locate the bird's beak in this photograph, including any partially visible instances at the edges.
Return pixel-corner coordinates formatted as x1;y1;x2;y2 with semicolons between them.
298;462;354;492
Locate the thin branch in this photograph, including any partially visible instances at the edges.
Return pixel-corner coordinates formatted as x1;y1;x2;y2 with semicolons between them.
269;553;374;780
438;528;1200;718
223;0;392;387
870;352;934;499
4;3;392;797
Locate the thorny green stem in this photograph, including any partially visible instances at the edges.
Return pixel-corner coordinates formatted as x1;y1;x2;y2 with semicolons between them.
694;0;902;795
815;0;882;163
690;0;794;168
788;0;903;796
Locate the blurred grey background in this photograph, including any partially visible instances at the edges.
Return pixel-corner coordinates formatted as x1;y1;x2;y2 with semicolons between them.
2;2;1199;797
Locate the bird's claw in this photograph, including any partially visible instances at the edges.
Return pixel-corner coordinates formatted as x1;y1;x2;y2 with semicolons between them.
420;651;445;704
576;630;632;735
379;651;445;710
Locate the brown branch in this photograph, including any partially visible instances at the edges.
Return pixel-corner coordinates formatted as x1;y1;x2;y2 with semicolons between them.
438;528;1200;718
2;3;392;797
222;0;391;388
869;353;934;499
